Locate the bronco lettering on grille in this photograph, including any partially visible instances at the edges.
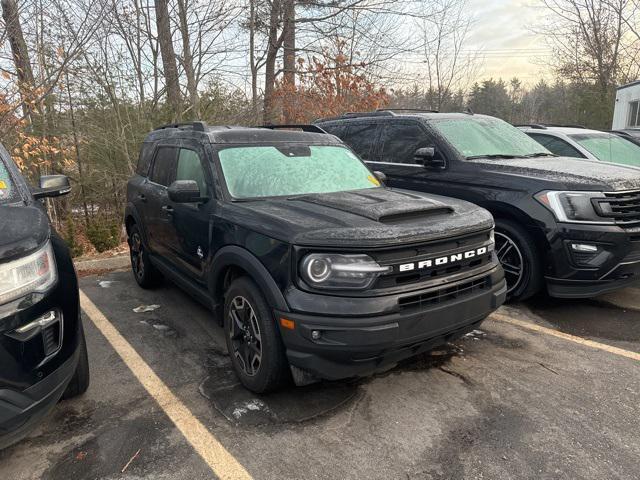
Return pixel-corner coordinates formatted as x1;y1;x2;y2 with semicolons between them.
397;245;493;272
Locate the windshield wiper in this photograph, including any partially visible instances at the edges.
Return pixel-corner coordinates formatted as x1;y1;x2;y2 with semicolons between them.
522;152;557;158
466;154;519;160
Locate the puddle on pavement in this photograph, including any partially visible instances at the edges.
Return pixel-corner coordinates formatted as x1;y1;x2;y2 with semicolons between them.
199;347;359;426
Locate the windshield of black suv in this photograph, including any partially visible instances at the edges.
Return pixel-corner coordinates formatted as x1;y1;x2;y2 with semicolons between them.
569;133;640;167
218;145;380;199
0;155;19;205
429;116;553;159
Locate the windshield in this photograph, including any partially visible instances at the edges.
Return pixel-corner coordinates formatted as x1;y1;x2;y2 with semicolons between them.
569;133;640;167
0;156;19;205
218;145;380;199
430;117;552;159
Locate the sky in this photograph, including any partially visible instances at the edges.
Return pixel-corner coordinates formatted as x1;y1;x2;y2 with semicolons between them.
464;0;554;84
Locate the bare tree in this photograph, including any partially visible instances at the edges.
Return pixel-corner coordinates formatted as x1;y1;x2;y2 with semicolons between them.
155;0;182;118
1;0;37;121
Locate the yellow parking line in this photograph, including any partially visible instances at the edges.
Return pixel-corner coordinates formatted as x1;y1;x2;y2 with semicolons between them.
79;291;253;480
492;312;640;362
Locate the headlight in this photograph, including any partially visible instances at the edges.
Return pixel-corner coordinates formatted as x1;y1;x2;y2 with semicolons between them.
535;191;614;224
0;241;57;305
300;253;391;290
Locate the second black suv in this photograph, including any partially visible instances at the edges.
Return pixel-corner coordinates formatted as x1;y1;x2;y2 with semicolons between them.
125;122;505;392
317;111;640;301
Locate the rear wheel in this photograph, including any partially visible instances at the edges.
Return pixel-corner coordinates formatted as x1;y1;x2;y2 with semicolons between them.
494;218;542;302
224;277;290;393
129;224;162;288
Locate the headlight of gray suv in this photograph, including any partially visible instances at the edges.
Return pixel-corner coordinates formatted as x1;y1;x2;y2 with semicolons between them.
535;191;615;225
0;240;57;305
300;253;392;290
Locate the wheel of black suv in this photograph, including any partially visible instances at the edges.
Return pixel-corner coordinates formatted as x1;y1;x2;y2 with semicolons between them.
129;224;162;288
494;218;542;302
224;277;290;393
62;326;90;399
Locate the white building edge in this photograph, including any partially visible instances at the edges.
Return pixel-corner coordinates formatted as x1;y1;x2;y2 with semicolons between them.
613;81;640;130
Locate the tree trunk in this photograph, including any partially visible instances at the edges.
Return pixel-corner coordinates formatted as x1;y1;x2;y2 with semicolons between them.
263;0;282;124
176;0;200;118
154;0;182;120
282;0;296;123
249;0;259;119
1;0;37;123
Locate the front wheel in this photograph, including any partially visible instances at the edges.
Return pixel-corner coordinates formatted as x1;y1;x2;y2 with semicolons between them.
224;277;290;393
494;218;542;302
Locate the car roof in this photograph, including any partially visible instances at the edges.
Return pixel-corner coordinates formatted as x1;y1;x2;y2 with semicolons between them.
143;123;343;145
315;111;494;123
517;125;609;136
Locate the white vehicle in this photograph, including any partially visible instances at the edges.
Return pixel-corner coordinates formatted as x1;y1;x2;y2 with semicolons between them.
517;124;640;168
613;80;640;130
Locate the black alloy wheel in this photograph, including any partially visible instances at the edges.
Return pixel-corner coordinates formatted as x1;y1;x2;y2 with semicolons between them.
495;231;525;296
228;295;263;377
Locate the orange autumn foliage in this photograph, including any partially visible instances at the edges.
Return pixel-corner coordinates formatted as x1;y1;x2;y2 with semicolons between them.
274;54;389;123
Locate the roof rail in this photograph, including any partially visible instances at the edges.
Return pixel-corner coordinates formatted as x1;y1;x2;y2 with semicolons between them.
514;124;547;130
256;124;327;134
543;123;586;129
154;121;207;132
377;108;440;114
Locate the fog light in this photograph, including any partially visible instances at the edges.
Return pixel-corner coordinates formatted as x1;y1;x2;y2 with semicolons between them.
311;330;322;340
16;310;58;333
571;243;598;253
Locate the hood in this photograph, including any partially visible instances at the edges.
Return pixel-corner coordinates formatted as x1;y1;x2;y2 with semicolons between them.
468;156;640;191
223;188;493;247
0;204;50;262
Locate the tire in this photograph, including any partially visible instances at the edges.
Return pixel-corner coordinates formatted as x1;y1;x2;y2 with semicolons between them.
494;218;542;302
128;223;162;288
62;326;90;399
224;277;291;393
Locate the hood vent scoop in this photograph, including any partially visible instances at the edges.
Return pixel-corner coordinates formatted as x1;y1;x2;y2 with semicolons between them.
294;189;454;223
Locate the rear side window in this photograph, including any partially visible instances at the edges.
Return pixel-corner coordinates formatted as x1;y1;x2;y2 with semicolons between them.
342;123;378;160
380;122;430;163
176;148;208;195
149;146;178;186
137;142;154;175
528;133;585;158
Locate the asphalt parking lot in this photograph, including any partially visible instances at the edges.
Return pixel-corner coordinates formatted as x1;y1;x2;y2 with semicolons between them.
1;267;640;479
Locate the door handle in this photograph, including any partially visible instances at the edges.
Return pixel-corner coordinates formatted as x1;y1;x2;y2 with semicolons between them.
161;205;174;213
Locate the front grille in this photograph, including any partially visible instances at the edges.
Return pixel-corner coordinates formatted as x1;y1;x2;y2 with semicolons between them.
369;230;494;289
398;276;490;311
597;190;640;228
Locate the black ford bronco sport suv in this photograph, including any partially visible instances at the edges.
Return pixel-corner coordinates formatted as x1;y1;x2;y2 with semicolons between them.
0;144;89;449
125;122;506;392
317;111;640;302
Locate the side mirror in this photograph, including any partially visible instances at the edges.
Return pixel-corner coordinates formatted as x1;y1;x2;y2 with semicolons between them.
414;147;446;169
168;180;206;203
33;175;71;199
373;171;387;184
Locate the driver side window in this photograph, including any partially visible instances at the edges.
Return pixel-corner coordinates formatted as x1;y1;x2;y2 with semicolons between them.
176;148;208;195
380;122;432;164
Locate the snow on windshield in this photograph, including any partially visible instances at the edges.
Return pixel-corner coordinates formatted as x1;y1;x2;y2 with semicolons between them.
218;145;380;199
430;117;551;158
570;133;640;167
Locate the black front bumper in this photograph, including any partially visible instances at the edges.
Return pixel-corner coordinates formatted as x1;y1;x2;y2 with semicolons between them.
544;223;640;298
0;349;77;449
277;268;506;380
0;234;82;449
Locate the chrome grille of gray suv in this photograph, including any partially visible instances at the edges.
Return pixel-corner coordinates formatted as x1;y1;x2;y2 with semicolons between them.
599;190;640;228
